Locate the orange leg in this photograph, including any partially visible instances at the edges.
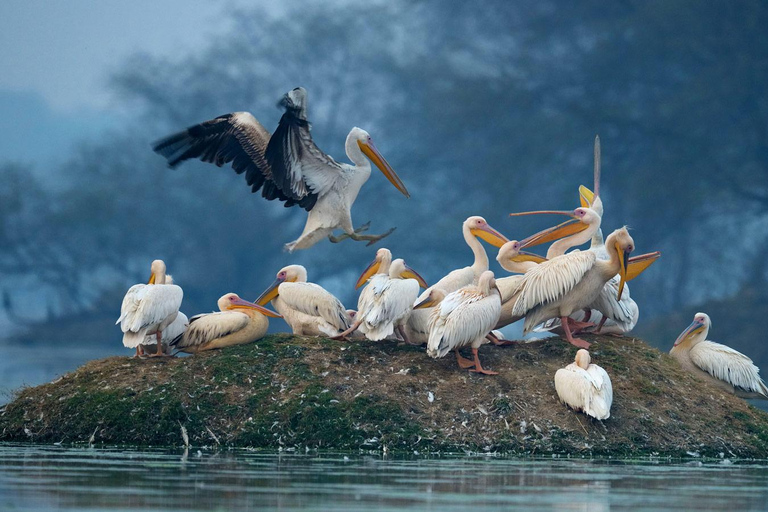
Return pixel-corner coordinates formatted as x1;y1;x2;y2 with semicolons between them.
149;331;170;357
469;348;498;375
594;316;608;334
486;332;517;346
455;348;476;369
561;316;591;348
332;320;362;341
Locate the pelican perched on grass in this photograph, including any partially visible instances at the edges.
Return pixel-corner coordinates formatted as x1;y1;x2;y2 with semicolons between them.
407;216;508;344
152;87;410;252
337;258;427;343
554;349;613;419
671;313;768;400
255;264;351;336
499;227;637;348
117;260;183;358
415;270;502;375
170;293;281;354
139;276;188;355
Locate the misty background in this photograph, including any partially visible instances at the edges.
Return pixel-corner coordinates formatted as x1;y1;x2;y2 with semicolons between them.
1;1;766;403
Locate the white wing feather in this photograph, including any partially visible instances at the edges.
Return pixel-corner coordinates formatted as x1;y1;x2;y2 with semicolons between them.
277;282;349;331
142;312;188;346
554;362;612;420
172;310;250;350
690;340;768;395
427;288;501;359
360;278;420;340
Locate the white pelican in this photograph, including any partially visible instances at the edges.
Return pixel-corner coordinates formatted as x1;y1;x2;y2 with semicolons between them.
415;270;502;375
338;258;426;343
170;293;281;354
255;264;352;336
500;227;636;348
554;349;613;420
407;216;509;344
671;313;768;400
139;275;188;355
117;259;183;358
508;207;601;259
152;87;410;252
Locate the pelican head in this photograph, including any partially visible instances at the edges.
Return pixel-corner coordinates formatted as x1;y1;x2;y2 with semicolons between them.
606;227;634;301
148;259;167;284
349;128;410;198
280;87;308;119
464;216;510;248
218;293;282;318
510;207;601;247
413;288;447;309
495;240;547;270
673;312;711;347
255;265;308;305
355;247;393;289
574;349;591;369
389;258;428;287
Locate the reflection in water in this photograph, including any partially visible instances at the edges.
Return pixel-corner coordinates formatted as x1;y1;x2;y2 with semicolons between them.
0;445;767;511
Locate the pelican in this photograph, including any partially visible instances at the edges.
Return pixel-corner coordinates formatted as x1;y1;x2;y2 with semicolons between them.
170;293;281;354
671;313;768;400
139;275;188;355
407;216;509;344
117;259;183;358
152;87;410;252
415;270;502;375
500;227;636;348
554;349;613;420
255;264;352;336
338;258;427;343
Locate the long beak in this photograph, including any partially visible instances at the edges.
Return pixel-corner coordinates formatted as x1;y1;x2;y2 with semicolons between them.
148;272;157;285
511;250;547;264
674;320;705;347
414;295;438;309
401;264;428;288
355;258;382;289
357;139;410;198
470;223;510;248
519;217;590;248
230;296;282;318
616;242;630;300
627;251;661;282
579;185;594;208
255;277;284;306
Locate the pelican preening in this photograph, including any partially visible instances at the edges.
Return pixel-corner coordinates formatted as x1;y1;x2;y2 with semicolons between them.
152;87;410;252
255;264;352;336
170;293;280;354
554;349;613;420
671;313;768;400
117;260;183;357
416;270;502;375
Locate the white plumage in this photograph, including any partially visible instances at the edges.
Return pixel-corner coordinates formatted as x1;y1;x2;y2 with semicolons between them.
670;313;768;400
255;264;350;336
555;349;613;419
357;259;421;341
116;260;183;357
420;270;501;374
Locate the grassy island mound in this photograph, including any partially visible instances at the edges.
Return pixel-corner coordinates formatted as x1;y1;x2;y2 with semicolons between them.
2;334;767;457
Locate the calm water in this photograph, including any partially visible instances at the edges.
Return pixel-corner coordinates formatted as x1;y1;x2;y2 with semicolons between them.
0;445;767;511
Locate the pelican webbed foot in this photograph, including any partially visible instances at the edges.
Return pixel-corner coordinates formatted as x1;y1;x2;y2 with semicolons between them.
455;348;476;369
329;225;395;246
561;316;591;349
468;348;498;375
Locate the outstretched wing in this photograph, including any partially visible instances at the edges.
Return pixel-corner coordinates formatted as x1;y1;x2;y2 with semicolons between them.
265;88;344;200
152;111;317;211
512;251;596;317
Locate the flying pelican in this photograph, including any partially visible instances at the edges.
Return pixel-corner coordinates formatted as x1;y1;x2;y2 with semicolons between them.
170;293;281;354
117;259;183;358
415;270;502;375
407;216;509;344
255;264;352;336
670;313;768;400
337;258;426;343
554;349;613;420
499;227;636;348
152;87;410;252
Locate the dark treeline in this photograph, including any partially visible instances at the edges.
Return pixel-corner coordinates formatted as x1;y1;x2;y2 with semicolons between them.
1;1;767;360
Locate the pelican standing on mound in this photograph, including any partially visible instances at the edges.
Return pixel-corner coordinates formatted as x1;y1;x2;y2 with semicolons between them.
139;276;188;355
117;259;183;358
500;227;637;348
255;264;351;336
407;216;508;344
337;258;427;343
415;270;502;375
554;349;613;420
170;293;281;354
671;313;768;400
152;87;410;252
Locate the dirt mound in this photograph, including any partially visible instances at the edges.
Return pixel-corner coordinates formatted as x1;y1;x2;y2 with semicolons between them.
2;334;767;457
